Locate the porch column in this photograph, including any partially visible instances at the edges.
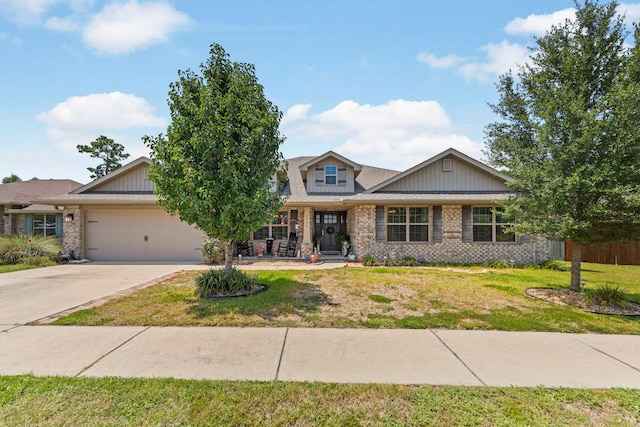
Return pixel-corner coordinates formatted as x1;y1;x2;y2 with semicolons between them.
301;207;313;257
303;207;312;243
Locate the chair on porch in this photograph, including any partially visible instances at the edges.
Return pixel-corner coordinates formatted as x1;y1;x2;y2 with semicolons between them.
277;233;298;257
235;241;254;257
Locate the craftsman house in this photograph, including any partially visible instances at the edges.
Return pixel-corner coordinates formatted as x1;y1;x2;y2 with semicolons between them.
36;148;551;263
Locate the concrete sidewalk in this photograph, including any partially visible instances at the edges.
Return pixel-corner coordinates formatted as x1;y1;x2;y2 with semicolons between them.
2;325;639;388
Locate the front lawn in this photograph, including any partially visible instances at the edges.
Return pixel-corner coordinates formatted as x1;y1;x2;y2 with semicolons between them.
0;262;53;274
53;263;640;334
2;375;639;426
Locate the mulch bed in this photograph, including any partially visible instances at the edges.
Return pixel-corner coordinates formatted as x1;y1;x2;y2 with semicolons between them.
526;288;640;316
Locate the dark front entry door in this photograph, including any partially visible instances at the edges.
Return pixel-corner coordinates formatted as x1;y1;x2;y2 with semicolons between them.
314;211;347;253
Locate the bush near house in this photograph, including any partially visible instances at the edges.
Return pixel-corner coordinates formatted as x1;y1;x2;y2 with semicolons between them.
0;234;61;264
201;238;224;264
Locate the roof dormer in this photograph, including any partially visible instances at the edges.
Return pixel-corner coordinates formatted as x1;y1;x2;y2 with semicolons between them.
299;151;362;194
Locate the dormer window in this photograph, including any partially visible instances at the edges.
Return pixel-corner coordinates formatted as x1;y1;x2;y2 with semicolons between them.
325;166;337;185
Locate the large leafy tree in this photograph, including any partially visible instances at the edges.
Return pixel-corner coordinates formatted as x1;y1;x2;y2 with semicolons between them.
485;0;640;291
77;135;130;179
144;44;286;272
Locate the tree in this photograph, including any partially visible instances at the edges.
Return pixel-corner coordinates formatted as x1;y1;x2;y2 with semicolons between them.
77;135;130;179
485;0;640;291
144;43;286;273
2;173;22;184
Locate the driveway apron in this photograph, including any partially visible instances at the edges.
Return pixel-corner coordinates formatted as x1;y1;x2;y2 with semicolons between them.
0;263;193;325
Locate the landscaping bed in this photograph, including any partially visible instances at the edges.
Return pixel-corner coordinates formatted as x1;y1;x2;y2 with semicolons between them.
527;288;640;316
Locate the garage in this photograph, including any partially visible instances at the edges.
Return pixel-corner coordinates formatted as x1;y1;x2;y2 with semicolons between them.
85;209;205;262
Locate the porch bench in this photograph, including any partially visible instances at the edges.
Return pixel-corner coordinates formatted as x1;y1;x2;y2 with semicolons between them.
57;250;76;263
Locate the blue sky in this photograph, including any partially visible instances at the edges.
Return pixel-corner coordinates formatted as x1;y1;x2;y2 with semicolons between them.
2;0;639;183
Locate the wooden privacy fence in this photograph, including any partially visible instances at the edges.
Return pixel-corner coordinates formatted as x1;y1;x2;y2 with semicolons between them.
565;240;640;265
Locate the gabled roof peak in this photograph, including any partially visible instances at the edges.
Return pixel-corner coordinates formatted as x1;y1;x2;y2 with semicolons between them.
72;157;151;194
364;148;512;194
299;151;362;172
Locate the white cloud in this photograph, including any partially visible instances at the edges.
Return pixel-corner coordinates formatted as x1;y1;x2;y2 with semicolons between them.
37;92;166;152
458;40;530;83
504;8;576;36
0;31;22;47
0;0;58;25
281;104;312;127
281;100;483;170
44;15;80;31
619;3;640;22
82;1;193;54
416;52;466;69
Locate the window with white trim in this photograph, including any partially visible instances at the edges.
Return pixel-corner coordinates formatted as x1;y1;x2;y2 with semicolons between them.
472;207;515;242
254;211;289;240
386;206;429;242
324;165;337;185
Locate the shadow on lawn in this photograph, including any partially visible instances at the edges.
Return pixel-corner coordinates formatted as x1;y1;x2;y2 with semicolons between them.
184;278;331;321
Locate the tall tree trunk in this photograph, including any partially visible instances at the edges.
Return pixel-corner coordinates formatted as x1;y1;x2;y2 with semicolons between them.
224;240;234;273
570;243;582;292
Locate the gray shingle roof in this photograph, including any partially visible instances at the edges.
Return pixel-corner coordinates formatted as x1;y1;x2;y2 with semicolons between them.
32;151;513;207
0;180;83;205
283;156;400;204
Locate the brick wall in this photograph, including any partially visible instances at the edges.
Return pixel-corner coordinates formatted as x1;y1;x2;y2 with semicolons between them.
62;207;82;256
353;205;550;264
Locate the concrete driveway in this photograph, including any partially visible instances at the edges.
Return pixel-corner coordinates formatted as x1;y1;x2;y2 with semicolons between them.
0;263;198;326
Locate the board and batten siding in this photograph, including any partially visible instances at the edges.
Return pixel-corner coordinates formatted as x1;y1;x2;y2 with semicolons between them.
90;165;156;193
377;157;509;193
306;158;355;193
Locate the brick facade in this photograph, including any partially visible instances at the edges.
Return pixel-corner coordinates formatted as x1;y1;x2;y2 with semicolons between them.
346;204;549;264
62;206;82;256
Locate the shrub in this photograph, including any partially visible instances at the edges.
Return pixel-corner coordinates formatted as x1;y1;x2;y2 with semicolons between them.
202;238;224;264
0;234;62;264
383;256;396;267
592;284;627;306
485;259;510;269
538;259;570;271
400;256;418;266
194;267;258;297
361;255;376;267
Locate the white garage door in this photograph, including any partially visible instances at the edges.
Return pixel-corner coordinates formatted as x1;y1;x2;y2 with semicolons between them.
85;210;205;262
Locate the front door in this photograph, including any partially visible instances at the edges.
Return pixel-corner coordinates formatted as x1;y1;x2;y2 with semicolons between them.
314;211;347;253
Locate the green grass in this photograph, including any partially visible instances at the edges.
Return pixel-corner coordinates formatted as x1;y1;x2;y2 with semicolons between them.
0;262;53;274
54;263;640;334
1;375;639;426
369;294;395;303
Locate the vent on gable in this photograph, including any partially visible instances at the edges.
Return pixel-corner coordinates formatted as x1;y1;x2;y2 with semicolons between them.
442;158;453;172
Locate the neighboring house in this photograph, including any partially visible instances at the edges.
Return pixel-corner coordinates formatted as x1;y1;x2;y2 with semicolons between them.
36;148;552;264
0;179;83;237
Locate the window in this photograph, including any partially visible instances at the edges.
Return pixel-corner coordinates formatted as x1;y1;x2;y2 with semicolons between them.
386;207;429;242
253;211;288;240
33;214;57;236
472;207;514;242
325;166;337;185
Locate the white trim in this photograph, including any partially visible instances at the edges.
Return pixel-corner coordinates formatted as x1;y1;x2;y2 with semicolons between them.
299;151;362;172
